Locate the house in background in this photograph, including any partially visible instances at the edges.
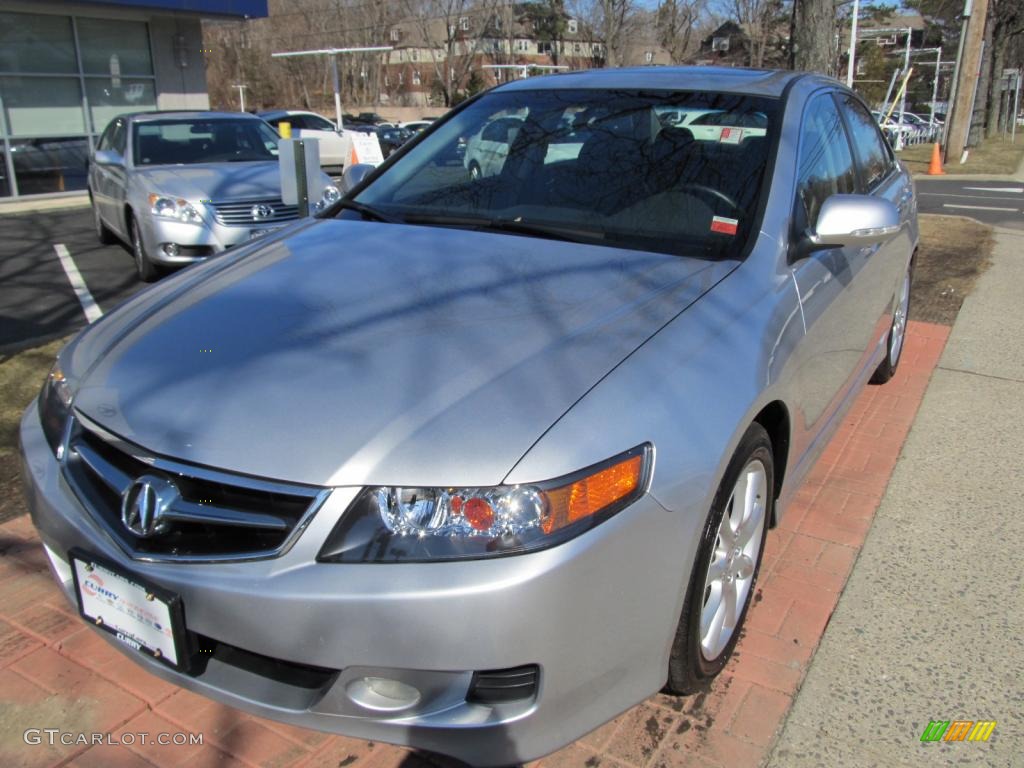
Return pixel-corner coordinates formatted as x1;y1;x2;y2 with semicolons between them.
0;0;268;199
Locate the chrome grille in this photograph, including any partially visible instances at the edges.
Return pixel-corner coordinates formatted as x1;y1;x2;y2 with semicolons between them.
210;198;299;227
62;415;327;562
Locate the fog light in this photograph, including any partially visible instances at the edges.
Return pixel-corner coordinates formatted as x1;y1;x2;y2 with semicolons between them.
162;243;179;257
346;676;421;712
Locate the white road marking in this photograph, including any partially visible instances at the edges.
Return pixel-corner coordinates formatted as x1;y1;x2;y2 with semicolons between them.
53;243;103;323
942;203;1019;212
962;186;1023;194
920;192;1024;201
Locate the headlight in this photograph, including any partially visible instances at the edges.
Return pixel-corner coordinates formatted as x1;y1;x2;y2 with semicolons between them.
38;361;74;458
318;445;650;563
314;184;341;213
149;194;204;225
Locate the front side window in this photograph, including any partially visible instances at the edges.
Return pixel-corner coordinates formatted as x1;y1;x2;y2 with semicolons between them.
795;92;857;230
133;119;279;166
304;114;336;131
839;96;892;190
351;88;779;260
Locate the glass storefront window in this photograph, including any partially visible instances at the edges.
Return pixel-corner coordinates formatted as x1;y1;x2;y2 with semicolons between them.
86;78;156;132
0;12;77;74
1;76;86;136
77;18;154;76
10;136;89;195
0;147;11;197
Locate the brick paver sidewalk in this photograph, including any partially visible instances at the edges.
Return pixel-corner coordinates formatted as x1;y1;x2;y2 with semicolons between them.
0;322;949;768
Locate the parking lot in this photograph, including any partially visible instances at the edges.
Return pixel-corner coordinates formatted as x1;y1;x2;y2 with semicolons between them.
0;205;144;355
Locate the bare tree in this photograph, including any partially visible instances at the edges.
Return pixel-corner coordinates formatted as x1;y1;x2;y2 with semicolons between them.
572;0;639;66
985;0;1024;136
722;0;784;68
656;0;707;63
404;0;503;106
790;0;836;74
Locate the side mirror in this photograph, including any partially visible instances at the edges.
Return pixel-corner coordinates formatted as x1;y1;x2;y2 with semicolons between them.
806;194;901;251
341;163;376;193
93;149;124;167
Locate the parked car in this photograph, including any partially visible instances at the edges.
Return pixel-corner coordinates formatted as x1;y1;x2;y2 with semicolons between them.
376;125;415;157
400;120;434;133
88;111;338;281
463;115;523;178
258;109;349;168
23;67;916;766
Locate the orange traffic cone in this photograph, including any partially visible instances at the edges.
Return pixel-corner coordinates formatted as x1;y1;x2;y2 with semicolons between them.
927;142;945;175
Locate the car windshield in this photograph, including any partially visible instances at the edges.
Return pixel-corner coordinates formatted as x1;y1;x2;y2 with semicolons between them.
351;88;779;259
133;119;280;166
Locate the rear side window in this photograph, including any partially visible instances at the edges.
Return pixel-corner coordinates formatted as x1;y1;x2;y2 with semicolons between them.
839;96;892;190
796;93;857;230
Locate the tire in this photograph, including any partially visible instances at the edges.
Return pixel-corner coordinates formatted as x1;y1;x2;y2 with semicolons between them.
666;423;774;695
870;259;912;384
129;213;160;283
90;192;117;245
468;161;481;180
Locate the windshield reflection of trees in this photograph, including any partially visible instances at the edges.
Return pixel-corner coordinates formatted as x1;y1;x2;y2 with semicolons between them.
384;90;776;259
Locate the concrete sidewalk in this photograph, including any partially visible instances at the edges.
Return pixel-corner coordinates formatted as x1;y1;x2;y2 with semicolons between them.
767;225;1024;767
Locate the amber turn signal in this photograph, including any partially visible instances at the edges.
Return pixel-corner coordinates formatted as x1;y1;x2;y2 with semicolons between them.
542;454;644;534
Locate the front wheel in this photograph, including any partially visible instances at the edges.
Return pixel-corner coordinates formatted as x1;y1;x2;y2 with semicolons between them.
666;423;774;694
870;260;912;384
130;214;159;283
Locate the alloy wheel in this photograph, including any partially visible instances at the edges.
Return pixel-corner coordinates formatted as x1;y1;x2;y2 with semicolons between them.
890;271;910;365
699;459;768;660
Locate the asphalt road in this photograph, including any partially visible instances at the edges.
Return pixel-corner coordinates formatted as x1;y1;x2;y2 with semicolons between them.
916;177;1024;230
0;207;145;354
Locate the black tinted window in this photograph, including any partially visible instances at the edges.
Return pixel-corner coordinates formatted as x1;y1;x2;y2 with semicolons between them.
354;89;779;260
796;93;857;229
840;96;892;190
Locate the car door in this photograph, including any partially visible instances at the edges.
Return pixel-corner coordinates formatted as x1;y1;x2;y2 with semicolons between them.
92;118;127;232
107;120;130;237
836;94;912;358
295;113;347;166
787;90;872;452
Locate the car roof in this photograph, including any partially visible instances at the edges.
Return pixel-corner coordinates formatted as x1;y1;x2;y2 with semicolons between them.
126;111;264;122
257;109;324;119
495;66;809;98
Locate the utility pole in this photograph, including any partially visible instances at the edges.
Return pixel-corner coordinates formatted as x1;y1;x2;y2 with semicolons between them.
945;0;989;163
271;47;393;130
846;0;860;88
233;84;248;113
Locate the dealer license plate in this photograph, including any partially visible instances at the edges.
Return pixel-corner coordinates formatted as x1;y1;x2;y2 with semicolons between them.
70;550;187;670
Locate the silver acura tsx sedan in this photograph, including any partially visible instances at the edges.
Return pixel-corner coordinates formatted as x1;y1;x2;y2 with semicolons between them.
21;67;915;765
88;111;339;281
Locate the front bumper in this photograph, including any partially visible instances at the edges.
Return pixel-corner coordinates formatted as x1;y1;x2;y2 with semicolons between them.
141;215;284;266
19;405;695;765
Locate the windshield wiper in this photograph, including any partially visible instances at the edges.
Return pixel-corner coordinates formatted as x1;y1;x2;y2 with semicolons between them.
335;199;403;224
401;213;601;244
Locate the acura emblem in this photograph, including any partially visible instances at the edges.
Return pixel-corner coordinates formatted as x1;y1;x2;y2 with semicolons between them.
121;475;177;538
251;204;274;221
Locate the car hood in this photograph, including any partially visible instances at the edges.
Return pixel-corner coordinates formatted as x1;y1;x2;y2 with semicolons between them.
133;162;287;201
70;220;735;487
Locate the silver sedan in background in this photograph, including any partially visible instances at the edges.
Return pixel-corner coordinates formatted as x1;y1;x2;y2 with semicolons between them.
23;68;915;765
88;111;339;281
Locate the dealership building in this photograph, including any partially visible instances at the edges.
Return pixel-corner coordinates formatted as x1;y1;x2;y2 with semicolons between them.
0;0;267;198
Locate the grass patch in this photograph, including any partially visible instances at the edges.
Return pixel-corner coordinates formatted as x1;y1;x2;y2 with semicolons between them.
899;136;1024;176
912;215;993;326
0;337;65;524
